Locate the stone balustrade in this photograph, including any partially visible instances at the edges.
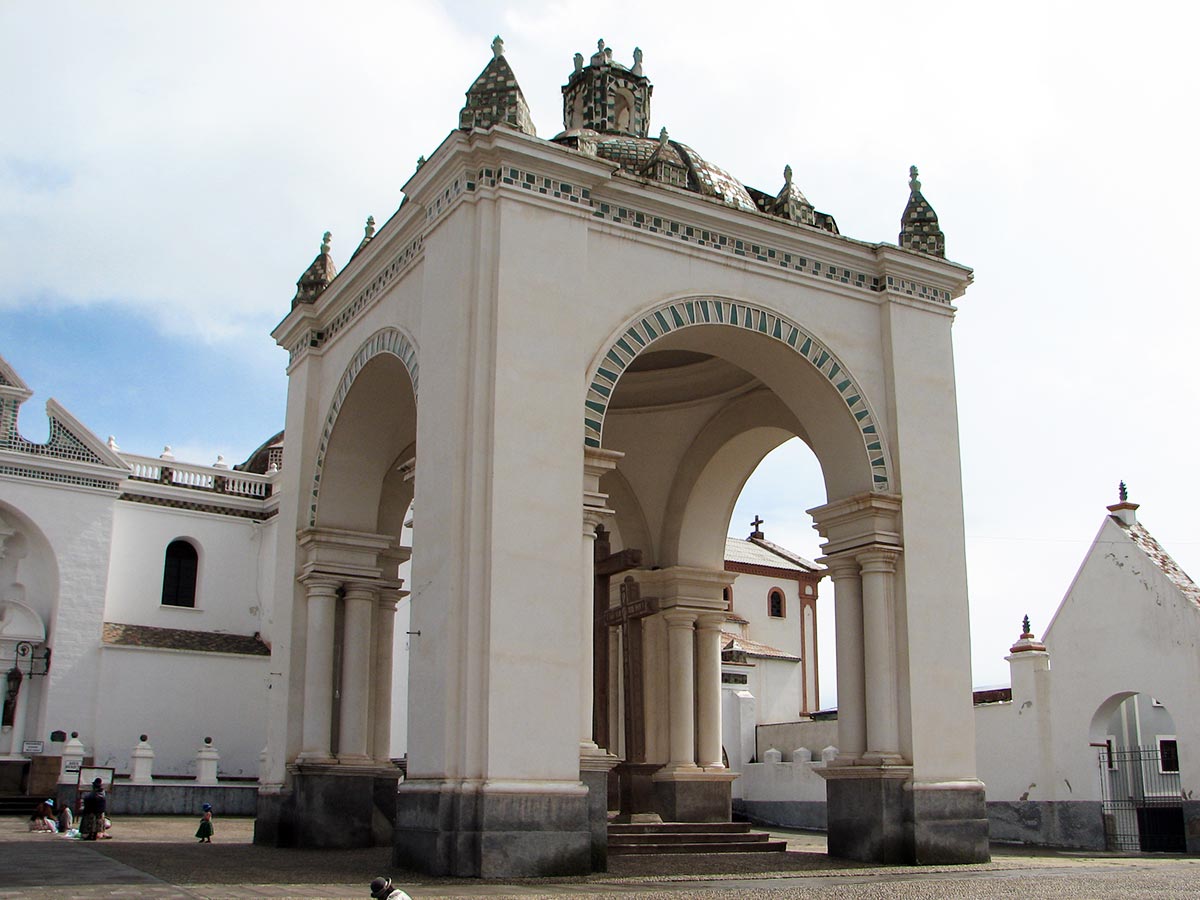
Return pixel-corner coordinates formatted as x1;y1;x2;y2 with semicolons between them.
124;454;273;497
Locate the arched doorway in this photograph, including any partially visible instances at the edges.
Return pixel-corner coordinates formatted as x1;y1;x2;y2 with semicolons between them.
1091;692;1186;852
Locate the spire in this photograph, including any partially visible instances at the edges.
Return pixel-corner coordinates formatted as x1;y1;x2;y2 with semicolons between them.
1009;615;1047;654
898;165;946;258
459;36;536;136
772;163;816;226
356;216;376;254
1107;481;1139;526
292;230;338;308
639;126;687;187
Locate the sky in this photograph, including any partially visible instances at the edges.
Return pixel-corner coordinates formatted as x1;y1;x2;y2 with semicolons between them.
3;2;1199;706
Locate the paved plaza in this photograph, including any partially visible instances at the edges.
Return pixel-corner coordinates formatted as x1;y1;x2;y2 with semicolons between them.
1;816;1198;899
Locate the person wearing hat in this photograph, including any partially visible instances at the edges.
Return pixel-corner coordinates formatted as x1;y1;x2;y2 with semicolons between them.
29;798;57;832
195;802;214;843
79;777;107;841
368;876;412;899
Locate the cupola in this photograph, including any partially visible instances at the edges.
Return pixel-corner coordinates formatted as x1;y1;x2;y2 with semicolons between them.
562;40;653;137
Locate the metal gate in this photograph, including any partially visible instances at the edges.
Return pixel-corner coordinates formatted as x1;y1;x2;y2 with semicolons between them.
1098;745;1186;852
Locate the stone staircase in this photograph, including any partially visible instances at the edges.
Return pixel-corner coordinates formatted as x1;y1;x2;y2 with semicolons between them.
608;821;787;855
0;794;38;817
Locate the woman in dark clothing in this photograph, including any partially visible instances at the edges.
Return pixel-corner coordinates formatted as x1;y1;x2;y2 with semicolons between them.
79;778;106;840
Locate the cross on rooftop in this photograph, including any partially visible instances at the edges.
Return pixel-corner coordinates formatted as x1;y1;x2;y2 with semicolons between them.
750;516;765;539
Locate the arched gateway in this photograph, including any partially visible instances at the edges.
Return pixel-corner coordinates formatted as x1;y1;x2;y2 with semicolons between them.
260;37;987;876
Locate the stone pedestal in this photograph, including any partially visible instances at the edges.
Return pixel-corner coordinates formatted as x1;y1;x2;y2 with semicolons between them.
650;770;738;823
255;765;399;848
393;780;591;877
580;751;621;872
821;766;990;864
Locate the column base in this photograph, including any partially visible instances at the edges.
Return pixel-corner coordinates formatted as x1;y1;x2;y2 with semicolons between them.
820;767;991;864
254;764;399;848
393;779;591;877
651;768;738;823
580;749;621;872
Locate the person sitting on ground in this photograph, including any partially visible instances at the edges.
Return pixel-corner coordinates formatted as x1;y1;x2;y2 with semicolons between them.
369;876;412;900
57;804;73;834
29;799;57;833
79;777;107;841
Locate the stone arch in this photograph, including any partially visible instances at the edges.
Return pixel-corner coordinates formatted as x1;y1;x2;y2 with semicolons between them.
309;327;419;527
584;296;893;493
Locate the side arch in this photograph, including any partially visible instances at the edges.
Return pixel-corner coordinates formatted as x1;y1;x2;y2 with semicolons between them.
309;327;419;527
583;296;893;493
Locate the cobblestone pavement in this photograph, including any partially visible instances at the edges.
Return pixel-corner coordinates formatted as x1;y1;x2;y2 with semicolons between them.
2;817;1199;899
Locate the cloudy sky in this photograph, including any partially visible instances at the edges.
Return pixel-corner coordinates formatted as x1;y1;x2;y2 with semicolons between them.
3;2;1197;705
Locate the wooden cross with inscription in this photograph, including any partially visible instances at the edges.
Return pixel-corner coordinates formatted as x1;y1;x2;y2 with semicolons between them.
603;575;658;763
593;524;641;750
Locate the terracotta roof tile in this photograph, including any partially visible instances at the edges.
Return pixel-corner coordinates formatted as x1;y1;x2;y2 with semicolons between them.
103;622;270;656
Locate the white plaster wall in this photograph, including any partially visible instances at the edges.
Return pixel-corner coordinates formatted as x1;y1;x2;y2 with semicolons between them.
0;478;116;747
105;502;269;636
729;569;802;658
737;758;828;804
94;645;267;776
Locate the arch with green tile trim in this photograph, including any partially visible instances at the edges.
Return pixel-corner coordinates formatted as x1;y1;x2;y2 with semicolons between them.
583;296;893;492
309;327;419;526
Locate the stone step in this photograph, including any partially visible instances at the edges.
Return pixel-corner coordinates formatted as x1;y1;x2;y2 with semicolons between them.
609;838;788;855
607;821;786;856
608;821;753;835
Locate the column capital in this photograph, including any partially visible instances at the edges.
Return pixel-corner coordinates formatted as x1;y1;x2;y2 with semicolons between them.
582;505;615;535
299;573;341;595
376;595;400;613
695;612;727;631
342;580;379;600
817;553;861;580
661;608;697;628
857;546;901;573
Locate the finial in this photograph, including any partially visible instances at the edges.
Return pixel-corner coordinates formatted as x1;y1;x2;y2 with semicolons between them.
597;38;606;53
320;231;331;255
213;454;228;469
783;164;793;186
491;35;504;58
416;155;426;170
1022;614;1031;636
1119;480;1128;503
364;215;376;239
107;435;120;451
160;445;175;461
574;52;583;73
658;126;669;146
632;46;643;75
908;165;921;192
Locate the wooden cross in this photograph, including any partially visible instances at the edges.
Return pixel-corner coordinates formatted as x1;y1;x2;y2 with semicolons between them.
603;576;658;763
593;525;641;750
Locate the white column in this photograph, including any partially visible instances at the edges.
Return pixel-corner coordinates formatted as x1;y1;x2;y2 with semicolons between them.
694;613;725;769
580;510;605;755
338;582;376;764
859;548;902;763
826;556;867;763
298;577;339;763
662;608;700;772
372;593;399;763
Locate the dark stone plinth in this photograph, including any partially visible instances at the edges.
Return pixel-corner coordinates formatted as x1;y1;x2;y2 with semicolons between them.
393;781;591;877
254;768;398;849
823;767;911;863
1184;800;1200;855
652;774;733;823
910;783;990;864
613;762;660;820
580;768;610;872
987;800;1105;850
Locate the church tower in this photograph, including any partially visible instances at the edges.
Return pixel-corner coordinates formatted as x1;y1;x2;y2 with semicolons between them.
562;40;652;136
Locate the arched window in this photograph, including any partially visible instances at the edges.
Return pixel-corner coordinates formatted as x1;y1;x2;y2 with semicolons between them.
723;586;734;611
768;588;785;618
161;540;198;608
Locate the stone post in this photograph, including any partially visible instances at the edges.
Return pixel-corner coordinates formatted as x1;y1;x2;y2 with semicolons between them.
59;732;84;784
694;613;725;769
859;548;903;763
662;608;699;773
130;735;154;784
824;555;867;763
196;736;220;786
338;582;376;764
298;576;339;763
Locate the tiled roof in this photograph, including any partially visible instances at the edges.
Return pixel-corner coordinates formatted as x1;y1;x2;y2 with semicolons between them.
1119;520;1200;608
721;632;799;662
724;537;820;573
102;622;270;656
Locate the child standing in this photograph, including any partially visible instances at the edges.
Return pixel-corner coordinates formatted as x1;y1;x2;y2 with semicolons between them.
195;802;214;843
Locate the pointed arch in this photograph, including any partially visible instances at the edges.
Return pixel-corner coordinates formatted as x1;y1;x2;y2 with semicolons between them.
584;296;893;492
309;327;419;526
